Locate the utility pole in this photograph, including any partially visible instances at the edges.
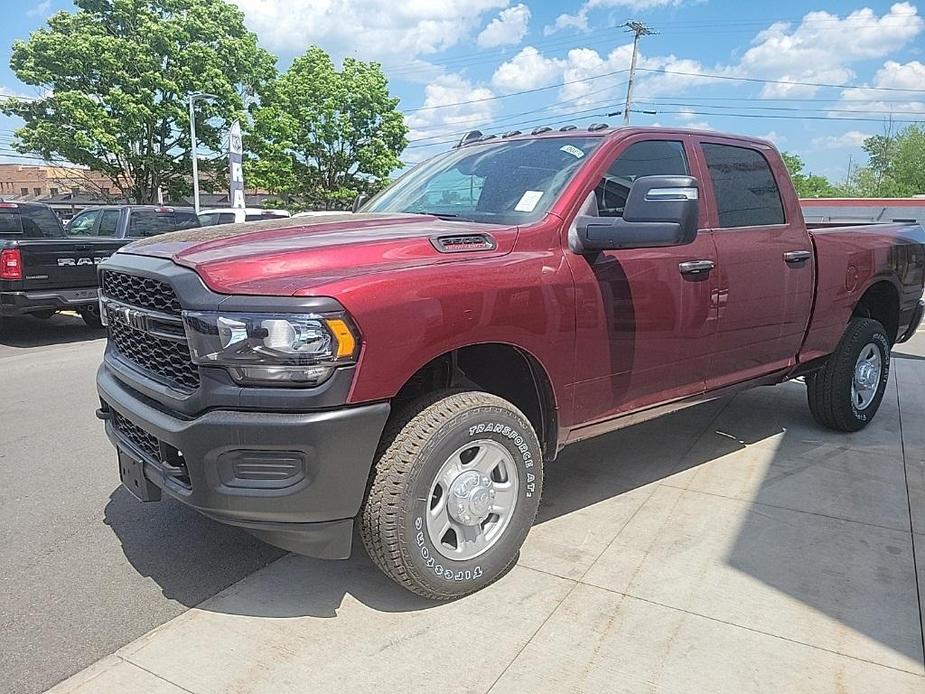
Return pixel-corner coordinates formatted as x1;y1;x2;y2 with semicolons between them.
622;21;656;126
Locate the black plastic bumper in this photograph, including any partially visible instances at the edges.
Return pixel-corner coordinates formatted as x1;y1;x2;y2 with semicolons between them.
97;363;390;559
899;299;924;343
1;287;99;316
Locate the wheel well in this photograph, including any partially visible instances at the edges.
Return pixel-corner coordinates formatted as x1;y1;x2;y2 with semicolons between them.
393;344;558;461
853;281;900;344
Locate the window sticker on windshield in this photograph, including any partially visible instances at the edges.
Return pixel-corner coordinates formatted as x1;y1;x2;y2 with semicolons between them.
560;144;585;159
515;190;544;212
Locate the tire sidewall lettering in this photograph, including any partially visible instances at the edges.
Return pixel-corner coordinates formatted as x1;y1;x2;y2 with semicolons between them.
406;410;541;587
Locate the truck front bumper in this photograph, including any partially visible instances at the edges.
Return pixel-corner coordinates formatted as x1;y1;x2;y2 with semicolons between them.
97;362;390;559
1;287;99;316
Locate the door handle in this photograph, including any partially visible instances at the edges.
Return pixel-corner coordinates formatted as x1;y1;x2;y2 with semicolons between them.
783;250;812;264
678;260;715;276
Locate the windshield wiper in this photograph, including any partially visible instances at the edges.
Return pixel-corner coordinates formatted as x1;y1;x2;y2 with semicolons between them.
408;210;459;219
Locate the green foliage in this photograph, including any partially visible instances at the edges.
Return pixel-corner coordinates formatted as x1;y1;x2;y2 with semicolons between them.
246;46;407;209
781;151;837;198
2;0;276;203
847;125;925;197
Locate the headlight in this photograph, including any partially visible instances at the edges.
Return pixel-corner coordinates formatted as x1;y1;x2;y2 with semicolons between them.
182;311;358;386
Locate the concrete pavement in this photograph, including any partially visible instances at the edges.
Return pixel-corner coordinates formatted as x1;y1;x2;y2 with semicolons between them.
47;333;925;693
0;314;284;694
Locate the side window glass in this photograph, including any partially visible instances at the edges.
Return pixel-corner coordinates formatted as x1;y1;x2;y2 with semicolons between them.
97;210;120;237
20;205;64;238
595;140;688;217
702;144;785;228
67;210;99;236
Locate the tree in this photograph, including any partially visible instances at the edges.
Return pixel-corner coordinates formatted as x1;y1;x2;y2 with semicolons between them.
247;46;407;209
781;152;837;198
855;124;925;197
2;0;276;203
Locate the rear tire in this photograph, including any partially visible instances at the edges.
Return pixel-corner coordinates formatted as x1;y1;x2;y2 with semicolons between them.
806;317;891;432
361;390;543;600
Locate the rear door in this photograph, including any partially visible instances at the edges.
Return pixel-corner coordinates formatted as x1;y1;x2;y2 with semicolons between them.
2;204;100;290
695;138;815;387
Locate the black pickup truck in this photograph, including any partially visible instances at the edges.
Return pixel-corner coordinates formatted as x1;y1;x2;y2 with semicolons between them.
0;203;198;330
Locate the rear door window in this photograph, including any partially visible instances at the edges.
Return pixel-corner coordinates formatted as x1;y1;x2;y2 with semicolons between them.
97;209;120;237
702;143;785;228
21;206;65;237
128;210;177;237
173;211;199;230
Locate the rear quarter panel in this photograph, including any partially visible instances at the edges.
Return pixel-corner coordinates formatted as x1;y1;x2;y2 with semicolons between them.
800;223;925;361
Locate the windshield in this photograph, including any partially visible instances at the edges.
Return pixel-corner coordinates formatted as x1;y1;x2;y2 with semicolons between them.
365;137;601;224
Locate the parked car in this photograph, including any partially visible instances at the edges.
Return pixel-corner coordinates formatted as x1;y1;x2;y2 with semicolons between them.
0;201;124;328
67;205;200;240
95;127;925;599
197;207;290;226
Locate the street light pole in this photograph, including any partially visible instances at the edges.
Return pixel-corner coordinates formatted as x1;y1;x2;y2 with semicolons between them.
188;92;219;214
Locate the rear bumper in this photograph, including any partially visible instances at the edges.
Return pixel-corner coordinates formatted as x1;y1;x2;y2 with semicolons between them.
97;362;390;559
0;287;98;316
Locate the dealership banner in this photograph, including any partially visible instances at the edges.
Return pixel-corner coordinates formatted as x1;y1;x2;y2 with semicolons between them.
228;120;245;209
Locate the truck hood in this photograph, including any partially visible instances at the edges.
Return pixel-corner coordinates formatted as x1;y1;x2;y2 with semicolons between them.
120;213;516;295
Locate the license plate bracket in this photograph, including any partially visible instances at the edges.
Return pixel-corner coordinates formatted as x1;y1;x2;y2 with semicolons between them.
118;449;162;502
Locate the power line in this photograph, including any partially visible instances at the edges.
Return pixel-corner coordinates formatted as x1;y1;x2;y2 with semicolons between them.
401;68;629;114
635;67;925;93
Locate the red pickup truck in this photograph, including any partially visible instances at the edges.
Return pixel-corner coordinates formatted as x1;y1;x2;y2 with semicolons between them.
95;127;925;599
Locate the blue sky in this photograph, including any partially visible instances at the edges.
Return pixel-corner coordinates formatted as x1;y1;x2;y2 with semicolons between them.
3;0;925;182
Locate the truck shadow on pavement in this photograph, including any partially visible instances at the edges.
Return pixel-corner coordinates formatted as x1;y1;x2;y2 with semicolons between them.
0;313;105;348
104;379;924;664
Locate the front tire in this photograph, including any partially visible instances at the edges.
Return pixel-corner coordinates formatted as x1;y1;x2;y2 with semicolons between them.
806;317;891;432
361;390;543;600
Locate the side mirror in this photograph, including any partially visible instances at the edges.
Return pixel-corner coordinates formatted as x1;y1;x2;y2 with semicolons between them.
352;193;369;213
571;175;699;253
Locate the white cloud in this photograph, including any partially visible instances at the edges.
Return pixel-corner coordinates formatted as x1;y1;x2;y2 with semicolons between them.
837;59;925;116
404;74;496;161
760;131;787;147
231;0;507;67
26;0;51;18
491;46;565;92
546;0;689;35
477;4;531;48
492;42;720;107
811;131;871;149
683;120;713;131
738;2;924;97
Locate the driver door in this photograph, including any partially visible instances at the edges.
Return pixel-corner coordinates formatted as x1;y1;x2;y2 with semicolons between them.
567;135;719;427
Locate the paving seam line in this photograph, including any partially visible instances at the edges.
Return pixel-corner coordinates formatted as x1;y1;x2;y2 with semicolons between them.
895;372;925;669
483;397;735;693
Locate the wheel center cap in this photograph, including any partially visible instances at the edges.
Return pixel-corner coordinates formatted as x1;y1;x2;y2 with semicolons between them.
856;362;876;387
448;470;495;526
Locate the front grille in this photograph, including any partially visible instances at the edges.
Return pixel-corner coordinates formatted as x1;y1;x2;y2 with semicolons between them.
113;411;160;461
101;270;182;315
102;270;200;390
109;319;201;389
